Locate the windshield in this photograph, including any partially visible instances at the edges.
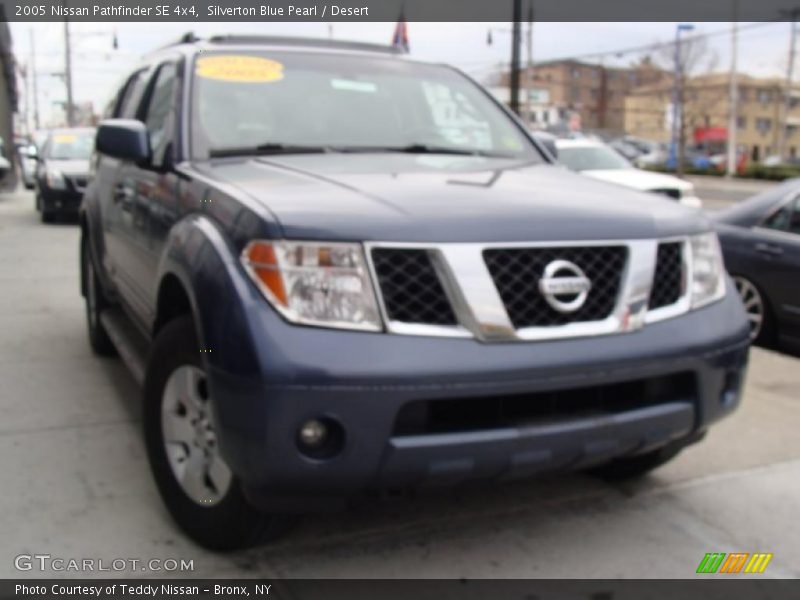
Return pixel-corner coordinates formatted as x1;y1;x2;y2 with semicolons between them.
46;131;95;160
190;51;539;160
558;144;632;171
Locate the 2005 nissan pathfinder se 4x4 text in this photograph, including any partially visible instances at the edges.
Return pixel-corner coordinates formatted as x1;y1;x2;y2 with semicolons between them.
80;35;750;550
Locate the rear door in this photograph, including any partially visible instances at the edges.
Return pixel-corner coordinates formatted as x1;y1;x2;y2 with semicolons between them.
121;59;182;328
96;66;151;315
753;196;800;339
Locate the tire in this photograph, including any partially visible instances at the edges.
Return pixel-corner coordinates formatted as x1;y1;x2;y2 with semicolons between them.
82;236;117;357
588;442;684;482
143;316;293;550
37;194;54;223
732;275;775;346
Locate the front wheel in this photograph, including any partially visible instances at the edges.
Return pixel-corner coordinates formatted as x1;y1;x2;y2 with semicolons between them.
36;194;54;223
143;316;293;550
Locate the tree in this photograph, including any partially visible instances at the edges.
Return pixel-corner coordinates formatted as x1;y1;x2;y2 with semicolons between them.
657;35;718;175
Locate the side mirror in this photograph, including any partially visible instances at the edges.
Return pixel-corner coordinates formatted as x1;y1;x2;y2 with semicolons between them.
25;146;38;160
96;119;150;163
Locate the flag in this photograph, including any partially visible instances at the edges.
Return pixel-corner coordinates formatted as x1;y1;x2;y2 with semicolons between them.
392;12;409;53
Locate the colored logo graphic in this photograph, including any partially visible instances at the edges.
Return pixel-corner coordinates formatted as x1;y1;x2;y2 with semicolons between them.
696;552;773;574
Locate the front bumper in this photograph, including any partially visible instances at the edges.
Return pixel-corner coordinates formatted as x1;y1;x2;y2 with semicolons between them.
207;282;749;508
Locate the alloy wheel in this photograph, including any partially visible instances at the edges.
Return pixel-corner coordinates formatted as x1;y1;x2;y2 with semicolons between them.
161;365;232;506
733;276;764;342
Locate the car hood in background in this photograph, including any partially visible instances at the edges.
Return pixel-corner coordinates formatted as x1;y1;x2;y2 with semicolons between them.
197;154;708;243
582;168;694;193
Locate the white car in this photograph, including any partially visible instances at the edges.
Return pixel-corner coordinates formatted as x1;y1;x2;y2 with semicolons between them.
555;139;702;209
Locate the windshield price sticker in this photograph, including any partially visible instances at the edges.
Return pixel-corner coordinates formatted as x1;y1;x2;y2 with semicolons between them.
195;56;284;83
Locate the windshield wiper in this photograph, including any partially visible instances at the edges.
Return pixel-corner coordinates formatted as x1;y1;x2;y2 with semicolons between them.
337;143;514;158
209;143;331;158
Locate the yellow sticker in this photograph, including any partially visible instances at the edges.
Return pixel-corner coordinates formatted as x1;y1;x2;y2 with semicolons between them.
502;135;523;150
195;55;284;83
54;134;77;143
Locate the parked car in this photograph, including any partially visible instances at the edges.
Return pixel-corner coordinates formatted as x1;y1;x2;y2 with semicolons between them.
713;179;800;346
19;143;37;190
34;128;95;222
81;35;749;550
0;136;11;181
555;139;702;208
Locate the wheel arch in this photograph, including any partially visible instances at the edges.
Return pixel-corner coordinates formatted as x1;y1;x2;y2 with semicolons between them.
152;214;264;378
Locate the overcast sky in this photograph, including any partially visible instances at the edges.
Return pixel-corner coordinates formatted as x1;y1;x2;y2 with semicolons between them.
10;21;793;127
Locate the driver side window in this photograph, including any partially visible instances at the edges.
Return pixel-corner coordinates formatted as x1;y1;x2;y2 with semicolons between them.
140;62;179;169
789;198;800;235
762;202;793;232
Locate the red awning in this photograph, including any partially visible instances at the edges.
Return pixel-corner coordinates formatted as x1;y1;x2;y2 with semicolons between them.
694;126;728;143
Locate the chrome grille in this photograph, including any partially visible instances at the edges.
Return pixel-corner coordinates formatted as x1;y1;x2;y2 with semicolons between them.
483;246;627;328
371;248;457;325
367;238;696;342
649;242;684;310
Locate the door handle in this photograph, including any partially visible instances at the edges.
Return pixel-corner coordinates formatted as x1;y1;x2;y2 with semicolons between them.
754;242;783;256
113;185;134;211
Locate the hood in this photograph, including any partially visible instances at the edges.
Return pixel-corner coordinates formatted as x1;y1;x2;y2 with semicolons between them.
196;154;708;243
47;158;90;176
582;168;694;193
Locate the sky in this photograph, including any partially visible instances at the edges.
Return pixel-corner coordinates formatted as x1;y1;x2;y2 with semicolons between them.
9;20;793;128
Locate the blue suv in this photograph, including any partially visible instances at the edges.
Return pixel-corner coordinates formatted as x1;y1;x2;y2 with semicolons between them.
80;35;750;549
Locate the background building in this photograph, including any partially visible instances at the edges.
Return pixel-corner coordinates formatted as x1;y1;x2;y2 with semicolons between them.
624;73;800;162
496;58;666;135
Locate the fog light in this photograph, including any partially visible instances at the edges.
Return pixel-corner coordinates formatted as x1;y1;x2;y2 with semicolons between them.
298;419;328;448
296;417;345;460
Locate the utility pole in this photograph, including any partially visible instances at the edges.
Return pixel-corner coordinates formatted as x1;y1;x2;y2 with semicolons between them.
779;11;798;160
64;20;74;126
524;0;534;124
29;28;39;131
726;1;739;177
509;0;522;115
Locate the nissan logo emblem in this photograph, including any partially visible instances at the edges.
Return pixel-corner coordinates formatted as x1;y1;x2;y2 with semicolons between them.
538;260;592;313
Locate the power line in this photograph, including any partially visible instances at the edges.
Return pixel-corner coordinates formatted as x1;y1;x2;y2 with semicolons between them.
462;21;783;76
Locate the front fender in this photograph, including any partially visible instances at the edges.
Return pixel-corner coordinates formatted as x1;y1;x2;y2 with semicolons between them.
154;214;268;379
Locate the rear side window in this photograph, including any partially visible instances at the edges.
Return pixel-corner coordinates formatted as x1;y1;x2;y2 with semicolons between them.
141;62;179;168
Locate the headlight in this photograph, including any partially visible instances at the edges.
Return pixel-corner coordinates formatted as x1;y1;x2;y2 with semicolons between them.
241;240;381;331
689;232;726;309
46;169;66;190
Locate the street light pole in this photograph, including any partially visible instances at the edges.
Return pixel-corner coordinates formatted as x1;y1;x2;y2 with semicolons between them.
669;23;694;175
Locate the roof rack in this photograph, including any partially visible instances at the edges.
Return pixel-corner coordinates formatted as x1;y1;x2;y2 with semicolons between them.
206;35;402;55
157;31;201;50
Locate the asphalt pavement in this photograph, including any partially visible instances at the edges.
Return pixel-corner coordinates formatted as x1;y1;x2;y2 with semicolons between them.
1;183;798;579
688;175;774;210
